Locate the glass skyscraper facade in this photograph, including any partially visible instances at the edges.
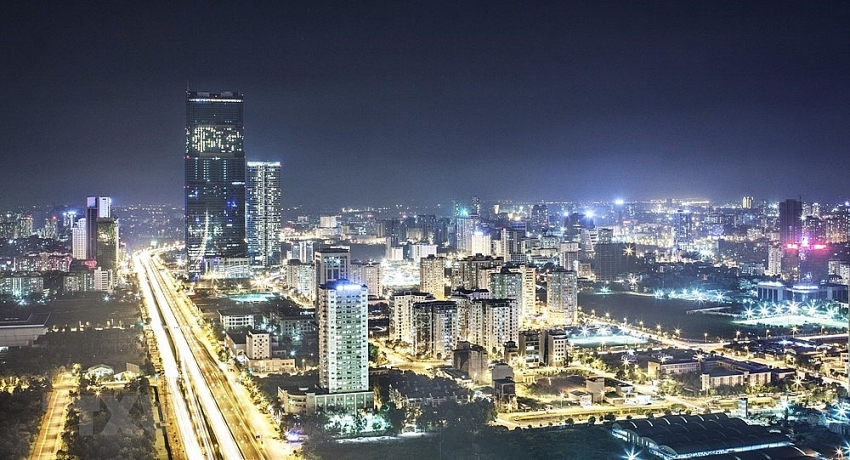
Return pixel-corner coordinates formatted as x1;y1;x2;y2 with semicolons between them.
246;161;282;267
185;91;247;277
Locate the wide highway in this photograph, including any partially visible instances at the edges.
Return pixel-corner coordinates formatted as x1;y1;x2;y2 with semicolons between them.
140;249;286;459
137;250;246;459
136;253;210;459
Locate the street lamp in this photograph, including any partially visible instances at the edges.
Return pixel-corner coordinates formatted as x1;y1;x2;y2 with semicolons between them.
704;332;708;344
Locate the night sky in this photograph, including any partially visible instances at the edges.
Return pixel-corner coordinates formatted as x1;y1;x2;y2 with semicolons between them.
2;1;848;209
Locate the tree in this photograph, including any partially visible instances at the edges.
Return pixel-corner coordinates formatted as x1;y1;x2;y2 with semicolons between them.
384;402;407;435
353;412;366;435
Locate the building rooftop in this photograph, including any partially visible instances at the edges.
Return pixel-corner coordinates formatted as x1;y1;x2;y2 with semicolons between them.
218;309;254;317
0;313;50;328
613;414;794;458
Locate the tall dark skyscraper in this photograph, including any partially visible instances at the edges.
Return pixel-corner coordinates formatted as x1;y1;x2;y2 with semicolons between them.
779;198;803;245
85;196;112;261
185;91;248;278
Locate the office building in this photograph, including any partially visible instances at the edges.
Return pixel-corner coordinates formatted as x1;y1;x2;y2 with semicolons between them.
246;161;282;267
85;196;111;261
779;198;803;245
453;341;488;384
184;91;248;278
96;218;119;271
246;329;271;360
518;330;541;368
543;329;569;367
470;195;481;217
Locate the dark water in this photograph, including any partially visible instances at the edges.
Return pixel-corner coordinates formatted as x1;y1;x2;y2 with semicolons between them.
578;292;752;342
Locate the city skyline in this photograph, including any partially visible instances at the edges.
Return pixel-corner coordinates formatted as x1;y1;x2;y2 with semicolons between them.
1;2;848;209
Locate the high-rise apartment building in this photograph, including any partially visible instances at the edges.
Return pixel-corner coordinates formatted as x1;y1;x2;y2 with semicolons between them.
350;261;382;298
470;230;492;256
314;247;351;287
489;264;535;318
673;210;693;248
530;204;549;234
410;243;438;262
72;218;87;260
185;91;247;278
389;290;433;345
500;227;526;263
246;161;282;267
456;216;479;254
284;259;316;301
457;254;503;290
412;300;459;359
489;267;523;315
289;239;317;263
419;255;446;299
465;299;518;355
547;268;578;326
317;280;369;393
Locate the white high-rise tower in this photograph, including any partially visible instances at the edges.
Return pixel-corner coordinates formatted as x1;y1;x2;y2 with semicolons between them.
318;280;369;393
246;161;282;267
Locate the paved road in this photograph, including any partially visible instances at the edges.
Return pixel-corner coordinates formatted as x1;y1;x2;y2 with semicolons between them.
31;373;75;460
148;250;294;459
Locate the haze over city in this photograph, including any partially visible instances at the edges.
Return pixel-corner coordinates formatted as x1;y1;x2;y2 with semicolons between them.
5;3;850;460
2;1;849;209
